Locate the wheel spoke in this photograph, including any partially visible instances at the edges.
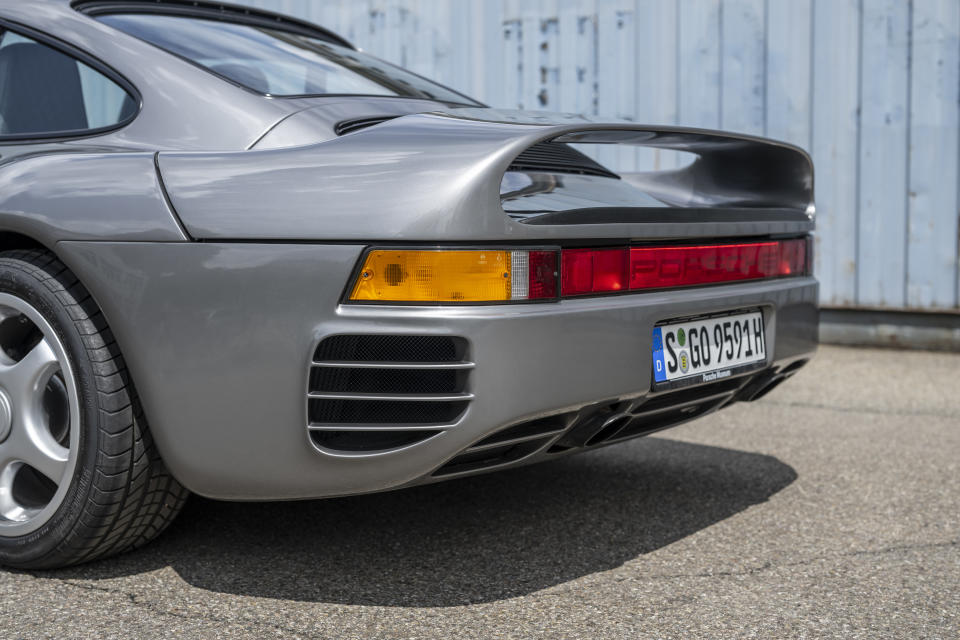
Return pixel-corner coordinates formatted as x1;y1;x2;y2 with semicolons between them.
0;459;32;523
0;338;59;398
0;336;69;482
2;423;69;483
0;291;81;536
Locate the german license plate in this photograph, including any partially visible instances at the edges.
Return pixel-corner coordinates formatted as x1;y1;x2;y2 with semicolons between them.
652;310;766;388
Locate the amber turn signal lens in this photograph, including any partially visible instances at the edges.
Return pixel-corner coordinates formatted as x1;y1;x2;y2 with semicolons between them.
350;250;505;302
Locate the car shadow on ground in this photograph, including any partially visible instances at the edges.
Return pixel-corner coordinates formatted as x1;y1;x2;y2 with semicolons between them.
46;437;796;607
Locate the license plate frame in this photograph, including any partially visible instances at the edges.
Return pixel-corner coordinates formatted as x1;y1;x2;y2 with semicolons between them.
651;308;769;392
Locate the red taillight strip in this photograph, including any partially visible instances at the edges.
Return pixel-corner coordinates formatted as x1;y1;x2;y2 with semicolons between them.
560;238;809;297
528;250;559;299
560;248;629;296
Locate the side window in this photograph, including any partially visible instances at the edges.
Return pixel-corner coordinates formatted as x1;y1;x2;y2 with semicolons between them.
0;29;136;138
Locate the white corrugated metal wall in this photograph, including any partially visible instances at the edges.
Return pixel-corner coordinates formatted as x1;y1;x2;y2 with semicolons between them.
249;0;960;311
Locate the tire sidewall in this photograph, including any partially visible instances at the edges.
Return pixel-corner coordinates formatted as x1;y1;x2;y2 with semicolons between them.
0;256;103;566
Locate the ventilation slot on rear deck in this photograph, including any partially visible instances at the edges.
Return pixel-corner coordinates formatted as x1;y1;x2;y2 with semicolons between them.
506;142;619;179
308;335;471;454
334;116;399;136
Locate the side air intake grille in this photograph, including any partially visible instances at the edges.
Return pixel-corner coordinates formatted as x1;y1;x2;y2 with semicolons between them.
308;335;471;454
314;334;463;362
334;116;399;136
507;142;619;179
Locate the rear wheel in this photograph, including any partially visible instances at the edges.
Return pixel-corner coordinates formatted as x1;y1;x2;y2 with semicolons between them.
0;249;187;569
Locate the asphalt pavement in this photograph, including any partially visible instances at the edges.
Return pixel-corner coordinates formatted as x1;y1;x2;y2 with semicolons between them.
1;345;958;639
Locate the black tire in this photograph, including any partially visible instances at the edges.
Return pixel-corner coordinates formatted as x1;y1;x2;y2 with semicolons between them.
0;249;188;569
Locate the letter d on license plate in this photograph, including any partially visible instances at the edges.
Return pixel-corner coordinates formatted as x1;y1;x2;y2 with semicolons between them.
652;310;767;389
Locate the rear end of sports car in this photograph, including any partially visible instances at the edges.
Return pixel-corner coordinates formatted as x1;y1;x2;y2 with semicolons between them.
60;109;818;500
0;0;816;569
324;239;815;482
309;119;816;485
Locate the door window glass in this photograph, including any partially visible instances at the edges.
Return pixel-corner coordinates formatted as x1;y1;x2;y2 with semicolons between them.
0;29;136;137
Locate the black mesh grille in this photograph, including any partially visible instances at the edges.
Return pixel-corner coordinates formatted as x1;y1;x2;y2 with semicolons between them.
310;429;439;452
314;335;464;363
507;142;619;179
308;335;470;448
310;367;462;394
309;398;468;425
308;335;471;450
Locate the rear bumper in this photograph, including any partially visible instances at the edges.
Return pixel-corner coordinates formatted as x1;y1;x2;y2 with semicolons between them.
58;241;818;500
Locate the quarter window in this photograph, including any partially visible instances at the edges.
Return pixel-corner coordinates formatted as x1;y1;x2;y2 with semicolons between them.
0;29;136;137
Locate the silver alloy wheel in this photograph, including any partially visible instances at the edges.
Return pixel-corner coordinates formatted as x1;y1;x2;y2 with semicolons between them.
0;292;80;537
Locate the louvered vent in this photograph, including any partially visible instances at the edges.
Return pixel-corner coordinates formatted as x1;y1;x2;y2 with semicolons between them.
334;116;399;136
507;142;619;179
308;335;472;453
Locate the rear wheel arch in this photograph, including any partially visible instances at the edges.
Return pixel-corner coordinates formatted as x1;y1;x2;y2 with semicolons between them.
0;230;48;254
0;247;188;568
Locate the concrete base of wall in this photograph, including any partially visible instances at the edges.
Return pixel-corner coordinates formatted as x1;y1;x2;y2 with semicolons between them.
819;309;960;352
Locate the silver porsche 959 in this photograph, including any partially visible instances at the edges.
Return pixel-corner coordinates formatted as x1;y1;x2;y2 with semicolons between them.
0;0;817;568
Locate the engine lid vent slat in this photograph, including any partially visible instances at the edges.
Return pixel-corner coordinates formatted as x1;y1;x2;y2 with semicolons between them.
507;142;619;179
334;116;399;136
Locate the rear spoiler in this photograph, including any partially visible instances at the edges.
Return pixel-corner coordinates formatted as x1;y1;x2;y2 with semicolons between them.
509;119;813;211
157;108;814;242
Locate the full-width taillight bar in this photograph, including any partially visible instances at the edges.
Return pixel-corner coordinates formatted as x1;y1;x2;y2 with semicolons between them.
346;238;809;303
562;238;809;296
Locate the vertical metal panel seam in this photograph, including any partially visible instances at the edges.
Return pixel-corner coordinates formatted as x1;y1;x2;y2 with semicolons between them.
718;0;725;128
854;0;864;304
808;0;815;153
675;1;681;118
902;0;913;306
956;0;960;308
590;4;600;115
763;0;770;130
